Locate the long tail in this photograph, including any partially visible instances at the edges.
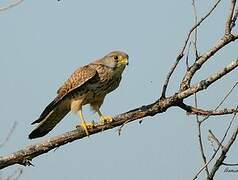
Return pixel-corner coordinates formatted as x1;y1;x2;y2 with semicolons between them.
29;99;70;139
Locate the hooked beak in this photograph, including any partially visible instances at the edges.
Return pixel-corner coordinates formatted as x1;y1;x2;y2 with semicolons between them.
121;54;129;65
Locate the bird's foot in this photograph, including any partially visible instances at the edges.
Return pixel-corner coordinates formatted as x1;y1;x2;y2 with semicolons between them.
99;115;113;125
76;121;94;136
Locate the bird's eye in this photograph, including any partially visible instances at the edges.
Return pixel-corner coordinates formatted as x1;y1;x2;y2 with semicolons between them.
114;56;119;60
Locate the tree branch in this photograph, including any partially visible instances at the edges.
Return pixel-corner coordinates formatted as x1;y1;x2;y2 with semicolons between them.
231;7;238;29
222;162;238;166
177;57;238;100
179;103;238;116
180;34;238;90
0;98;174;170
194;93;210;176
192;106;238;179
1;2;238;180
160;0;222;98
0;0;23;11
208;126;238;179
0;122;17;149
225;0;237;34
1;55;238;170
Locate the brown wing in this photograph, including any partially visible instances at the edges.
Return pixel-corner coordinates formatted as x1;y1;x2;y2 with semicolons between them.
57;65;97;97
29;65;98;139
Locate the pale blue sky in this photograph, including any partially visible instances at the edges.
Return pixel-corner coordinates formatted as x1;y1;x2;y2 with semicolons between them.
0;0;237;180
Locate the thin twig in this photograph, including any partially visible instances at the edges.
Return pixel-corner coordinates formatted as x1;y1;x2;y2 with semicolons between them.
193;91;238;179
222;162;238;166
200;81;238;123
0;121;17;148
178;58;238;101
117;120;130;136
192;0;199;59
219;106;238;144
231;8;238;29
179;0;222;60
186;42;192;70
0;0;23;11
178;82;238;117
4;168;23;180
180;104;238;116
225;0;237;34
160;0;222;98
180;34;237;91
195;93;209;176
192;95;238;179
208;126;238;179
208;130;224;149
207;106;238;179
192;150;218;180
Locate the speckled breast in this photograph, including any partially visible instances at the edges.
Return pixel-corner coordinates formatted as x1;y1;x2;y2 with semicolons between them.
88;64;122;101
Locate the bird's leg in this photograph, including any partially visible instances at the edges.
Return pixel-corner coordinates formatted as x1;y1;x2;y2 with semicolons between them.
96;109;113;125
76;109;94;136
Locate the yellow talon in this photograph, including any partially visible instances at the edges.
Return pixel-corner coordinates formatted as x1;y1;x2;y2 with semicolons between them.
76;121;94;136
77;109;94;136
96;109;113;125
99;115;113;125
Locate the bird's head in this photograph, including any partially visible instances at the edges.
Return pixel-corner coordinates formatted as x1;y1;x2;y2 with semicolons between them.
94;51;129;69
104;51;129;67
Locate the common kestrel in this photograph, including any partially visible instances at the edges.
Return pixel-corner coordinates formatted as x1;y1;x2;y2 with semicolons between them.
29;51;129;139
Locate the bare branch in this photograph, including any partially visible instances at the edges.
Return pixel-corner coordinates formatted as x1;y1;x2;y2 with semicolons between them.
208;130;224;149
0;2;237;180
0;0;23;11
208;126;238;179
225;0;237;34
160;0;222;98
193;106;238;179
192;151;218;180
0;121;17;149
2;58;237;170
195;93;209;176
222;162;238;166
231;8;238;29
0;98;175;169
178;0;222;61
192;0;199;59
207;106;238;179
4;168;23;180
178;57;238;100
179;103;238;116
180;34;238;90
185;42;192;70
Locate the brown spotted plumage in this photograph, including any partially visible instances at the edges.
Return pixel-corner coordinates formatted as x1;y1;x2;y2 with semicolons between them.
29;51;129;139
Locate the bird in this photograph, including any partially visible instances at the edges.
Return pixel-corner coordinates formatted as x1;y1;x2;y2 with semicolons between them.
28;51;129;139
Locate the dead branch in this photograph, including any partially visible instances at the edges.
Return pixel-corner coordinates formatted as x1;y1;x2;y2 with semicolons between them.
3;168;23;180
181;105;238;116
208;130;224;149
160;0;222;98
192;106;238;180
193;106;238;179
222;163;238;166
0;122;17;149
225;0;237;34
180;34;238;90
0;0;23;11
208;126;238;179
0;2;237;180
1;55;237;169
194;93;209;176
